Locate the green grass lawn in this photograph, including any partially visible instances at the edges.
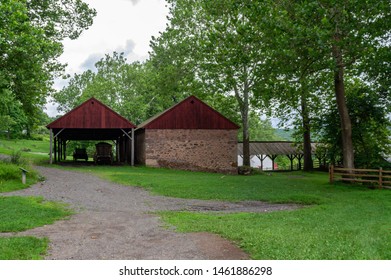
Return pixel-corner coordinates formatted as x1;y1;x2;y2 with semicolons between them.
0;237;48;260
0;138;50;164
1;139;390;259
56;165;391;260
0;196;71;260
0;161;40;193
0;196;71;232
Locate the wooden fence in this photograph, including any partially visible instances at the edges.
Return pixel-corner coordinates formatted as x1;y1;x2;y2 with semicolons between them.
329;165;391;189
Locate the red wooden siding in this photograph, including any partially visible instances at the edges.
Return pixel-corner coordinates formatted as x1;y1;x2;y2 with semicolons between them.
47;98;135;129
139;95;239;129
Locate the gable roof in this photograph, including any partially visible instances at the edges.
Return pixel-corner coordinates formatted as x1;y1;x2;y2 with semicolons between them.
137;95;240;129
237;141;320;156
47;97;135;129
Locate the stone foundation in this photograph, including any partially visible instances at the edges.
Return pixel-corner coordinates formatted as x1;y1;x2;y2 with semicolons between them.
142;129;237;174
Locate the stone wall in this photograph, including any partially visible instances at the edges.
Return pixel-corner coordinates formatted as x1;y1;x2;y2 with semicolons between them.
144;129;238;174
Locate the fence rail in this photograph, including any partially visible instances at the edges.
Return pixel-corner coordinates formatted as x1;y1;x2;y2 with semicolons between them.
329;165;391;189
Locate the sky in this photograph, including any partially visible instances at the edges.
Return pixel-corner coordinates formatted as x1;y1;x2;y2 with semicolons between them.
46;0;169;116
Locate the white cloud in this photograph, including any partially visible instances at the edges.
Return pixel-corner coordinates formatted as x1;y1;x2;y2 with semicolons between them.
80;53;102;71
47;0;169;117
58;0;168;76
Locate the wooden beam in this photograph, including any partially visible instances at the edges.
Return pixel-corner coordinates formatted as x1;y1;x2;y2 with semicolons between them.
54;128;65;138
131;128;134;166
49;129;53;164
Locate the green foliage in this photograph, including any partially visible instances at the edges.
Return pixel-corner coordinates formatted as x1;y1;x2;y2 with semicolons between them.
315;79;391;168
0;0;96;136
150;0;276;165
0;162;20;181
54;53;169;125
262;0;391;168
0;159;40;192
0;237;48;260
0;196;71;232
247;115;280;141
274;129;294;141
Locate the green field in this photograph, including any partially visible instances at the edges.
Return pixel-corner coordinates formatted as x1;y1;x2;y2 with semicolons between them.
56;165;391;260
1;138;390;259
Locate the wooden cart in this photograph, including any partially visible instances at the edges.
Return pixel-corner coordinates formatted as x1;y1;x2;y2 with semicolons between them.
94;142;113;164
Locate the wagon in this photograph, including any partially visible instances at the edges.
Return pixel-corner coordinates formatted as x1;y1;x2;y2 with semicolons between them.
94;142;113;164
73;148;88;161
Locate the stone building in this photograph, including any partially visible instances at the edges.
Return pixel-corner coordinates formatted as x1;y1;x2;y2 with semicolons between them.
135;95;239;174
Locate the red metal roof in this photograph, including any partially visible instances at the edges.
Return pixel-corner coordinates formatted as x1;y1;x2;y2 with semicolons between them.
138;95;240;129
46;97;136;129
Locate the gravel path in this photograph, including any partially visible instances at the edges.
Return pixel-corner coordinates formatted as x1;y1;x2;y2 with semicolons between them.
1;166;299;260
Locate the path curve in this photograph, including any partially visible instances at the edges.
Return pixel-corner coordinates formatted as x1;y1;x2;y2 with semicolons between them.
1;166;299;260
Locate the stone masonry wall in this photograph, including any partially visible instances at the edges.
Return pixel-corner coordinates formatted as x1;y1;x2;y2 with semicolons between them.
144;129;238;174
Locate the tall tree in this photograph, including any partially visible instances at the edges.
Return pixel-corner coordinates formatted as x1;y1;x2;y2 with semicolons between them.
150;0;271;166
315;78;391;168
0;0;95;136
263;0;391;169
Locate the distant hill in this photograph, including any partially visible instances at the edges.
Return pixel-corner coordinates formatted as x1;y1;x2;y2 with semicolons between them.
275;129;294;141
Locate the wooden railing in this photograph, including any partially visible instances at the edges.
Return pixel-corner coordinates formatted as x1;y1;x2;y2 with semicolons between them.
329;165;391;189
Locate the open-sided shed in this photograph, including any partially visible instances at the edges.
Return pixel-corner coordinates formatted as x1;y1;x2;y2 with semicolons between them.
238;141;322;170
46;97;136;165
135;95;239;174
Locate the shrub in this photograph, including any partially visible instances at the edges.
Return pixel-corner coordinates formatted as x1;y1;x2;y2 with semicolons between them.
10;150;22;165
0;162;20;181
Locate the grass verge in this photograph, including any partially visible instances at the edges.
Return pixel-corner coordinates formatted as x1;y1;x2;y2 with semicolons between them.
0;196;71;260
0;196;71;232
0;162;40;193
0;237;48;260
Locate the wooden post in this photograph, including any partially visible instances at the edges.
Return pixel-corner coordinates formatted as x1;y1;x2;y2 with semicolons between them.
54;137;57;162
379;167;383;189
131;128;135;166
298;155;302;170
63;140;67;160
59;138;62;161
49;129;53;164
329;165;334;184
19;168;28;184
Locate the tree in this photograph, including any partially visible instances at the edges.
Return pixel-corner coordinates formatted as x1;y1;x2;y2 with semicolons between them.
263;0;391;169
315;78;391;168
150;0;272;166
0;0;96;137
0;89;27;139
53;52;167;124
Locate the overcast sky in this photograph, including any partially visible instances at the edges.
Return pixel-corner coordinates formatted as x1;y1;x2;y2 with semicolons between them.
47;0;169;116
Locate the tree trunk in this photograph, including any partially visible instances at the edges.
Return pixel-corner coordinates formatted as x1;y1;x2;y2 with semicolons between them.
235;82;251;167
333;45;355;169
301;94;313;171
241;92;250;166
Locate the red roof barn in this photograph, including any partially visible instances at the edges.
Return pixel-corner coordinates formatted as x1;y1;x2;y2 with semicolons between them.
135;95;239;173
47;97;136;164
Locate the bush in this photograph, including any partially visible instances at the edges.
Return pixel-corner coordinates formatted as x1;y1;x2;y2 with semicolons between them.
10;150;23;165
0;162;20;181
